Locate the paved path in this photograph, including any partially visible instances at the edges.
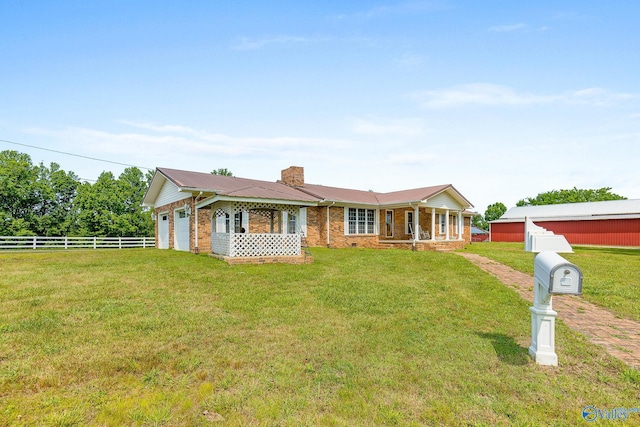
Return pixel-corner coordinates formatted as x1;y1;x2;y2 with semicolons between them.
456;252;640;369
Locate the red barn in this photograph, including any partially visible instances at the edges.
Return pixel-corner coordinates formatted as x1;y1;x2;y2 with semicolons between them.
490;200;640;247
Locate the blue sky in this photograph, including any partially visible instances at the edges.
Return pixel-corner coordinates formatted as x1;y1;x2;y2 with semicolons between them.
1;1;638;213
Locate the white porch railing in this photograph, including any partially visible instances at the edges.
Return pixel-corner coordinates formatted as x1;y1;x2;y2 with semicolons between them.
0;236;155;250
211;232;301;257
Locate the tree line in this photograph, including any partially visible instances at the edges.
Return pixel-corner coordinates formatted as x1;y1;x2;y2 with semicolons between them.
0;150;154;237
472;187;627;230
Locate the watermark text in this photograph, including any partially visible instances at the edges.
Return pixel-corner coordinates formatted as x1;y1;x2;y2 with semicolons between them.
583;406;640;422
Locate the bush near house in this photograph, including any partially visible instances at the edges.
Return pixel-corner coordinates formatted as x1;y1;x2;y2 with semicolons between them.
1;248;638;425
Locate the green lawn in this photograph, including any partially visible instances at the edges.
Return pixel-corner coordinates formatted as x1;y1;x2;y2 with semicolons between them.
1;248;639;426
461;242;640;322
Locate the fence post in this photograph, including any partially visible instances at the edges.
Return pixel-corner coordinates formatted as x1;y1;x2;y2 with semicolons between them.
93;237;97;250
33;236;37;250
143;237;146;248
64;237;68;249
119;237;122;249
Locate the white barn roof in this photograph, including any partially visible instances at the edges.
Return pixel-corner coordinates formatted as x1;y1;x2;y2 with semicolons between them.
494;199;640;222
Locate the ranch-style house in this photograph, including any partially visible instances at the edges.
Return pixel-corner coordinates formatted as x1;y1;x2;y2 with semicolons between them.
142;166;476;264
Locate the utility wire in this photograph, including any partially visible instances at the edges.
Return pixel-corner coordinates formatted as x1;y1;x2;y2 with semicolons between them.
0;138;153;171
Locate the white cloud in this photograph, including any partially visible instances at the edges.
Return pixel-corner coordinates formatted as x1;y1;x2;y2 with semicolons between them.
231;35;325;50
395;53;427;68
351;117;426;137
387;153;437;165
24;122;353;174
489;23;527;33
414;83;549;108
569;88;637;106
339;1;451;20
413;83;637;108
19;122;381;185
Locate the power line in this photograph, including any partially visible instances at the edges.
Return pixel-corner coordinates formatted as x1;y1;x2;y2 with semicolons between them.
0;138;153;171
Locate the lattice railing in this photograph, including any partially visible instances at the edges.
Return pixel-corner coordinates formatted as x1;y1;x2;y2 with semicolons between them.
211;233;231;256
211;233;301;257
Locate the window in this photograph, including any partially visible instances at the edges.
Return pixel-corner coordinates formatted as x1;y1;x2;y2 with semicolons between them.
288;214;297;234
234;212;244;233
406;211;414;235
178;211;187;219
347;208;375;235
439;213;446;234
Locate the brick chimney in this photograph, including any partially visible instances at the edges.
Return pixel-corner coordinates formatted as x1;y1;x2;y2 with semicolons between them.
280;166;304;187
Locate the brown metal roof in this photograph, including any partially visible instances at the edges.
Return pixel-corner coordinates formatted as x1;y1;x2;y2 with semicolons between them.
296;183;381;204
156;167;320;203
148;167;473;208
376;184;452;205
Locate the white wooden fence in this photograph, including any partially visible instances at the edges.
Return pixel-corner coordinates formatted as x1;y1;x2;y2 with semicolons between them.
0;236;155;250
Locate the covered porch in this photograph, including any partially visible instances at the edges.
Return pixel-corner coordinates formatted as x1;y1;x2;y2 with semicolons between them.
196;198;313;264
379;205;470;251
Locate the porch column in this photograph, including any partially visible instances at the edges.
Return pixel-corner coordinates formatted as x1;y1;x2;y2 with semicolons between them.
326;205;331;247
445;209;450;240
194;202;199;251
414;205;419;243
458;211;463;240
431;208;436;241
270;210;275;233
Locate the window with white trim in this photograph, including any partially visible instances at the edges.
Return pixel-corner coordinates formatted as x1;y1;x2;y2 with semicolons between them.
439;213;446;234
287;214;297;234
347;208;375;235
234;212;244;233
405;211;414;235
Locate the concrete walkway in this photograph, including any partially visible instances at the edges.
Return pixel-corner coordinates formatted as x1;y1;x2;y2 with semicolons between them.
456;252;640;369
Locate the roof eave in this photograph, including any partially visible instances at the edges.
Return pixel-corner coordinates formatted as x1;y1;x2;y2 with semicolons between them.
197;195;319;209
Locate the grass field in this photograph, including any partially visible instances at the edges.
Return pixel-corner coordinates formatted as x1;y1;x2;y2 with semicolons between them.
1;247;639;426
461;242;640;323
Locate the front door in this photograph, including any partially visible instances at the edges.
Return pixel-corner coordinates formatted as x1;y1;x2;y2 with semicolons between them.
385;210;394;237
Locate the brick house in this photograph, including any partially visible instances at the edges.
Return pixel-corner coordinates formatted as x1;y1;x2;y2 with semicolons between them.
142;166;475;263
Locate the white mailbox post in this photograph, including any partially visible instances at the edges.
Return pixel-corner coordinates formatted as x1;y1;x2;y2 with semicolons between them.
529;251;583;366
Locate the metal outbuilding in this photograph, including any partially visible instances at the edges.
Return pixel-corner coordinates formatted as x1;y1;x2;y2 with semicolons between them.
490;199;640;247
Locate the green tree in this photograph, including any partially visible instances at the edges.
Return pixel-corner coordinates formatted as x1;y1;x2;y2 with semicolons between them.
0;150;38;235
32;162;79;236
117;167;154;237
472;202;507;230
211;168;233;176
0;149;154;237
471;214;487;231
74;172;120;236
74;168;153;237
484;202;507;222
517;187;626;206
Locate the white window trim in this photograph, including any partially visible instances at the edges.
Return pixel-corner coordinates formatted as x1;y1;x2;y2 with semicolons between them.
439;213;446;234
385;210;394;238
405;210;414;235
344;207;378;235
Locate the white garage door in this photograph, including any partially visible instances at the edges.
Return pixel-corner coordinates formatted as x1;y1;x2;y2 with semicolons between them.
158;213;169;249
174;209;190;251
